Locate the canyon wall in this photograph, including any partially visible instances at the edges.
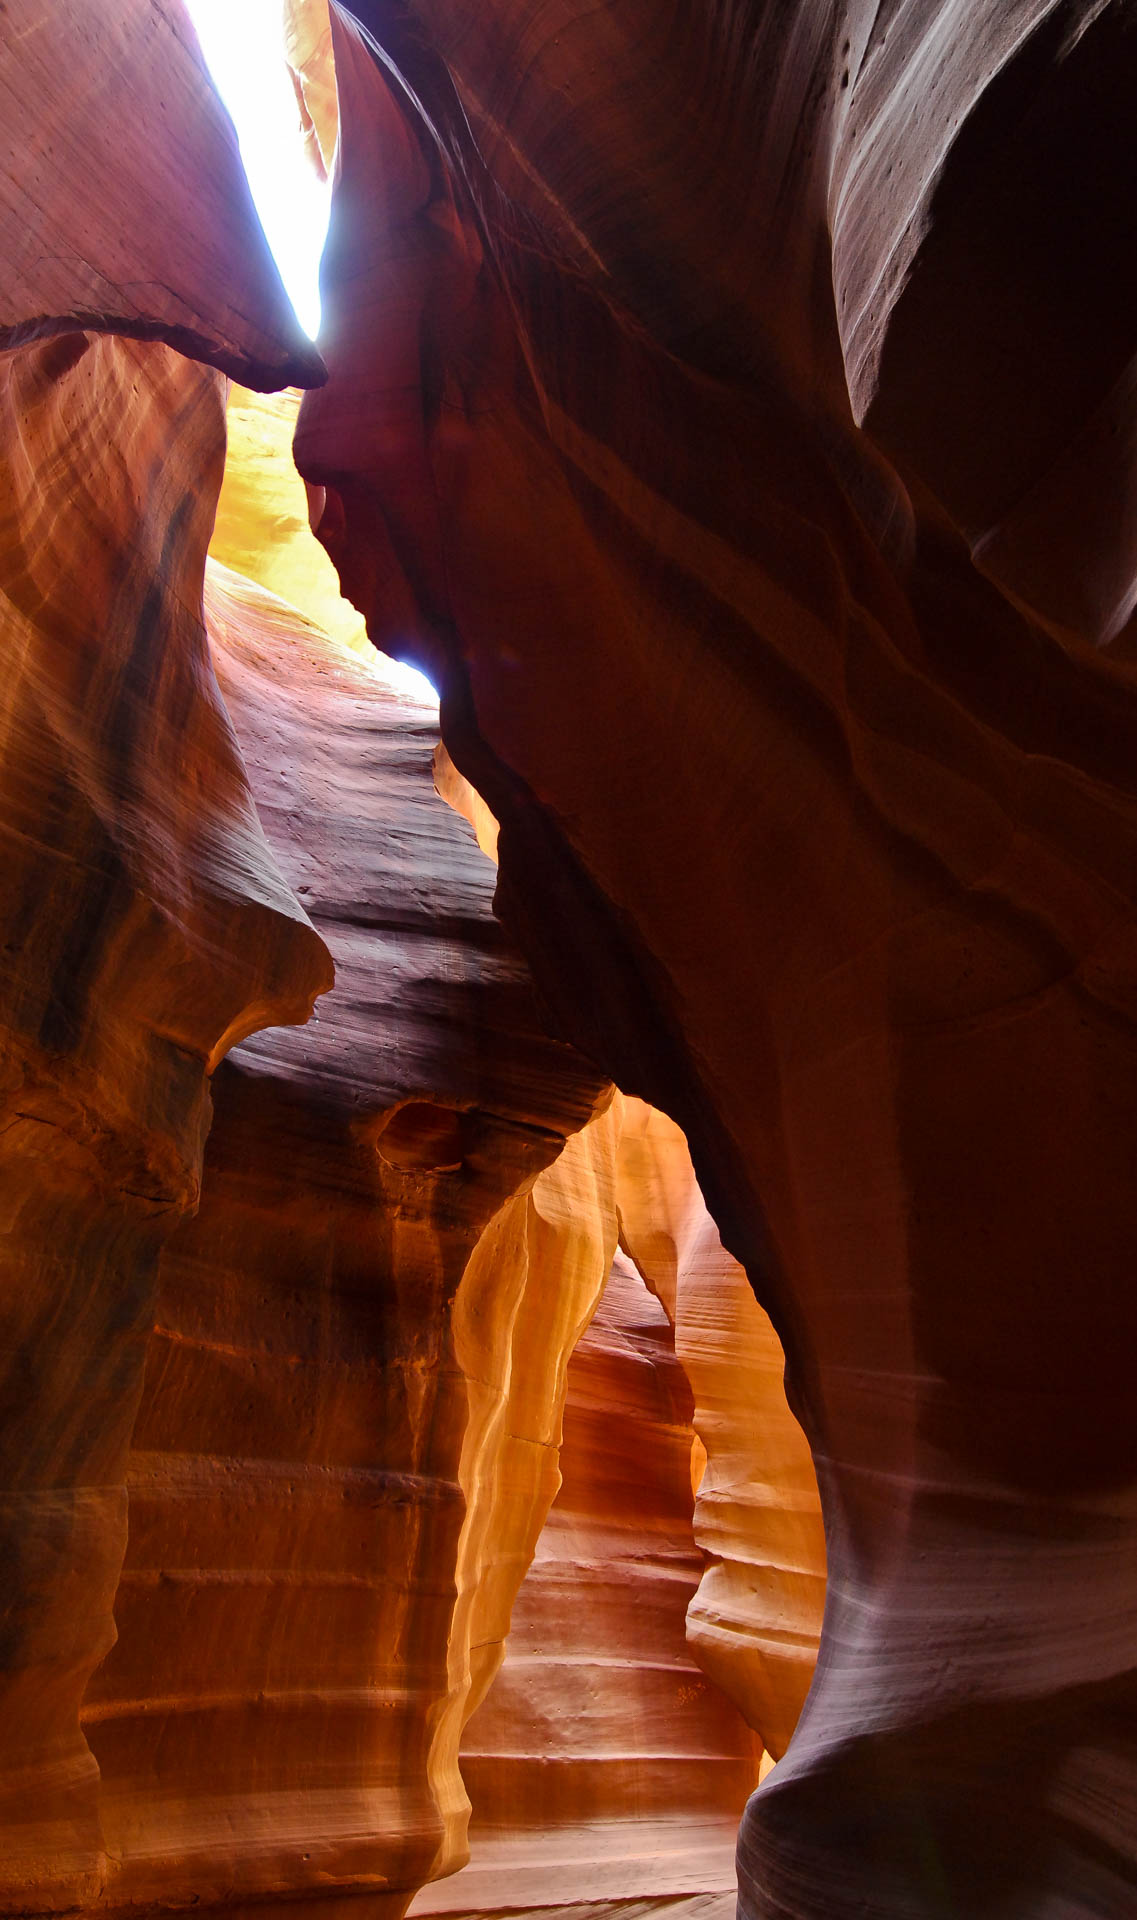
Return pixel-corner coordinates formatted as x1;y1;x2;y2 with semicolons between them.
0;336;330;1907
4;1;1137;1917
78;564;615;1911
0;15;336;1900
1;0;320;388
295;5;1137;1915
615;1100;825;1766
413;1249;762;1920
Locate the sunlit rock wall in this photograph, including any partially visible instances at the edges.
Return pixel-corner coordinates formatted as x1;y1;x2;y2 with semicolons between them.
0;344;330;1909
614;1099;825;1766
211;385;373;657
285;0;340;180
0;12;339;1903
0;0;320;388
413;1249;762;1920
297;5;1137;1914
78;566;614;1911
429;772;826;1770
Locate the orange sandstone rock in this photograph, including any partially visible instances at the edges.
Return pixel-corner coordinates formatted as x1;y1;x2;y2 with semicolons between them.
0;1;322;389
614;1098;825;1766
298;6;1137;1914
285;0;340;181
414;1249;763;1920
211;385;372;656
0;340;329;1912
79;565;613;1911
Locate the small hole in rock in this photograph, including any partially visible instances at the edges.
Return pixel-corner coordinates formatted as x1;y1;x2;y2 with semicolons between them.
374;1101;470;1170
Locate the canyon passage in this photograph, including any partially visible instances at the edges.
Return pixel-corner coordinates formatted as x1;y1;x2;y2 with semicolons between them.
2;3;1137;1918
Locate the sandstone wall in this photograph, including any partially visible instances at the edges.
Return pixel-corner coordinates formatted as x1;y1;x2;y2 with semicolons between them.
4;2;1137;1914
614;1100;825;1766
0;16;337;1895
75;565;612;1911
296;6;1137;1913
412;1248;762;1920
0;340;330;1910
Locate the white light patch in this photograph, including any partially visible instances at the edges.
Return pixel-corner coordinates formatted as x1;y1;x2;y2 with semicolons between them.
368;654;442;705
187;0;329;338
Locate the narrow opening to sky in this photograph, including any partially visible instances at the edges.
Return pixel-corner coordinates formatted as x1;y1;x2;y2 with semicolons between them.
186;0;329;339
186;1;440;708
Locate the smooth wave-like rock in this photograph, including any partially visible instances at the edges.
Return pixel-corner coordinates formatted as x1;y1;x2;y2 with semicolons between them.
285;0;340;182
614;1099;825;1766
0;338;330;1911
296;6;1137;1914
4;1;1137;1915
79;563;614;1912
0;16;334;1897
211;384;373;656
0;1;323;389
428;780;824;1769
412;1247;761;1920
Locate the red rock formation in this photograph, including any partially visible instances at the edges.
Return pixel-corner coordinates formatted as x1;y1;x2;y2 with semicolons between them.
432;770;824;1766
4;1;1137;1915
77;564;614;1912
413;1248;762;1920
0;1;322;390
286;0;340;181
614;1098;825;1767
295;6;1137;1914
0;341;330;1911
210;386;371;654
0;20;347;1901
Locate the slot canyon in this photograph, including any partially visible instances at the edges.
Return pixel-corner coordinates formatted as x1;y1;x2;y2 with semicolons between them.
1;2;1135;1917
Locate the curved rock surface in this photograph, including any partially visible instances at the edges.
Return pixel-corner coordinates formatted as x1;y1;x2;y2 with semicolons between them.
285;0;340;181
412;1247;762;1920
4;1;1137;1916
0;1;322;388
296;5;1137;1914
211;384;373;656
80;564;613;1912
614;1099;825;1766
0;340;330;1912
0;18;334;1895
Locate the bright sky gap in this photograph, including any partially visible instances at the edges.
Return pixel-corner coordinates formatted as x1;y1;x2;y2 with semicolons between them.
186;3;440;707
186;0;329;339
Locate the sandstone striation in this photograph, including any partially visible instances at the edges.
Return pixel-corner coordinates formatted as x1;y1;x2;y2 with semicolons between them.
285;0;341;182
0;18;339;1898
0;339;330;1911
211;385;372;656
79;563;614;1912
3;1;1137;1916
296;5;1137;1914
614;1099;825;1766
413;1247;763;1920
0;1;322;389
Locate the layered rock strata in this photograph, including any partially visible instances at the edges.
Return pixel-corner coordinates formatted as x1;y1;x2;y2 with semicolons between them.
0;340;330;1911
78;565;614;1911
296;5;1137;1914
614;1100;825;1766
412;1248;762;1920
0;0;321;389
285;0;341;181
425;780;826;1766
0;16;340;1901
211;384;373;656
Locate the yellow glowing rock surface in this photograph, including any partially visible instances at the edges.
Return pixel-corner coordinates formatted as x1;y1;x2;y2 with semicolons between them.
284;0;339;180
211;383;371;656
